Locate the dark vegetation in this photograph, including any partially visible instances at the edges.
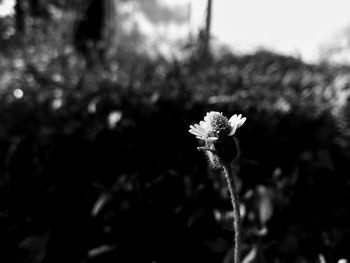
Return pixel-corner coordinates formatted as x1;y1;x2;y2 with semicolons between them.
1;1;350;262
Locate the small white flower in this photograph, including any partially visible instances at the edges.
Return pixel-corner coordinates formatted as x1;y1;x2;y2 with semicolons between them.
189;111;246;141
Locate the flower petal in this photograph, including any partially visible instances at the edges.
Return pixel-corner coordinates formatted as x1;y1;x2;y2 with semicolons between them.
189;128;202;137
189;125;207;138
228;114;238;125
194;124;207;134
199;121;209;130
228;114;246;136
228;126;237;136
236;117;247;128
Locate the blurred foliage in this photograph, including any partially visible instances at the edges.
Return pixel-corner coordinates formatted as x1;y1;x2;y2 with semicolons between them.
1;2;350;263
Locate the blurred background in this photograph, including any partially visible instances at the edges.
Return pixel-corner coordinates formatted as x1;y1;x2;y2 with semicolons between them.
1;0;350;262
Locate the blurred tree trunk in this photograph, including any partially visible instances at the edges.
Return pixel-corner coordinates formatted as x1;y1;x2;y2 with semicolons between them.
15;0;26;34
15;0;49;36
104;0;117;50
73;0;117;66
204;0;212;53
74;0;105;54
30;0;49;17
195;0;213;63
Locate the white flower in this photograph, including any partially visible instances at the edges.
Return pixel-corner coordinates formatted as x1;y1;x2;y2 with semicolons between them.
189;111;246;141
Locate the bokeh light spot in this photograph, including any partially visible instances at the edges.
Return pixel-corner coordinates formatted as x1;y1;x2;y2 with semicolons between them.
13;89;23;99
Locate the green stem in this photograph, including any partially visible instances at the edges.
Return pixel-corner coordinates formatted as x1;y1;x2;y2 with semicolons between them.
222;162;241;263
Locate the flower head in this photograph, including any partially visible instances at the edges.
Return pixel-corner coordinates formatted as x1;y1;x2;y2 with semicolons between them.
189;111;246;142
189;111;246;164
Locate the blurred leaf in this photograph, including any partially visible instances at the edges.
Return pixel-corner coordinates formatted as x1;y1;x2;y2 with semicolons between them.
87;244;115;259
318;254;327;263
242;245;258;263
256;185;274;225
107;110;122;129
203;237;229;253
91;192;112;217
18;231;49;263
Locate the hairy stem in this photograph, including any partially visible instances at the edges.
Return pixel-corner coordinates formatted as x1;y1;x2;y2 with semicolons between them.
222;162;241;263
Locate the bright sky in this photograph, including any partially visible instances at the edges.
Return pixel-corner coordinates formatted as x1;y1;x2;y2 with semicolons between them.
1;0;350;63
189;0;350;63
0;0;14;17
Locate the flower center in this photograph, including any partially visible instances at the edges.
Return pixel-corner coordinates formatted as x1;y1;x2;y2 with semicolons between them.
206;112;231;137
